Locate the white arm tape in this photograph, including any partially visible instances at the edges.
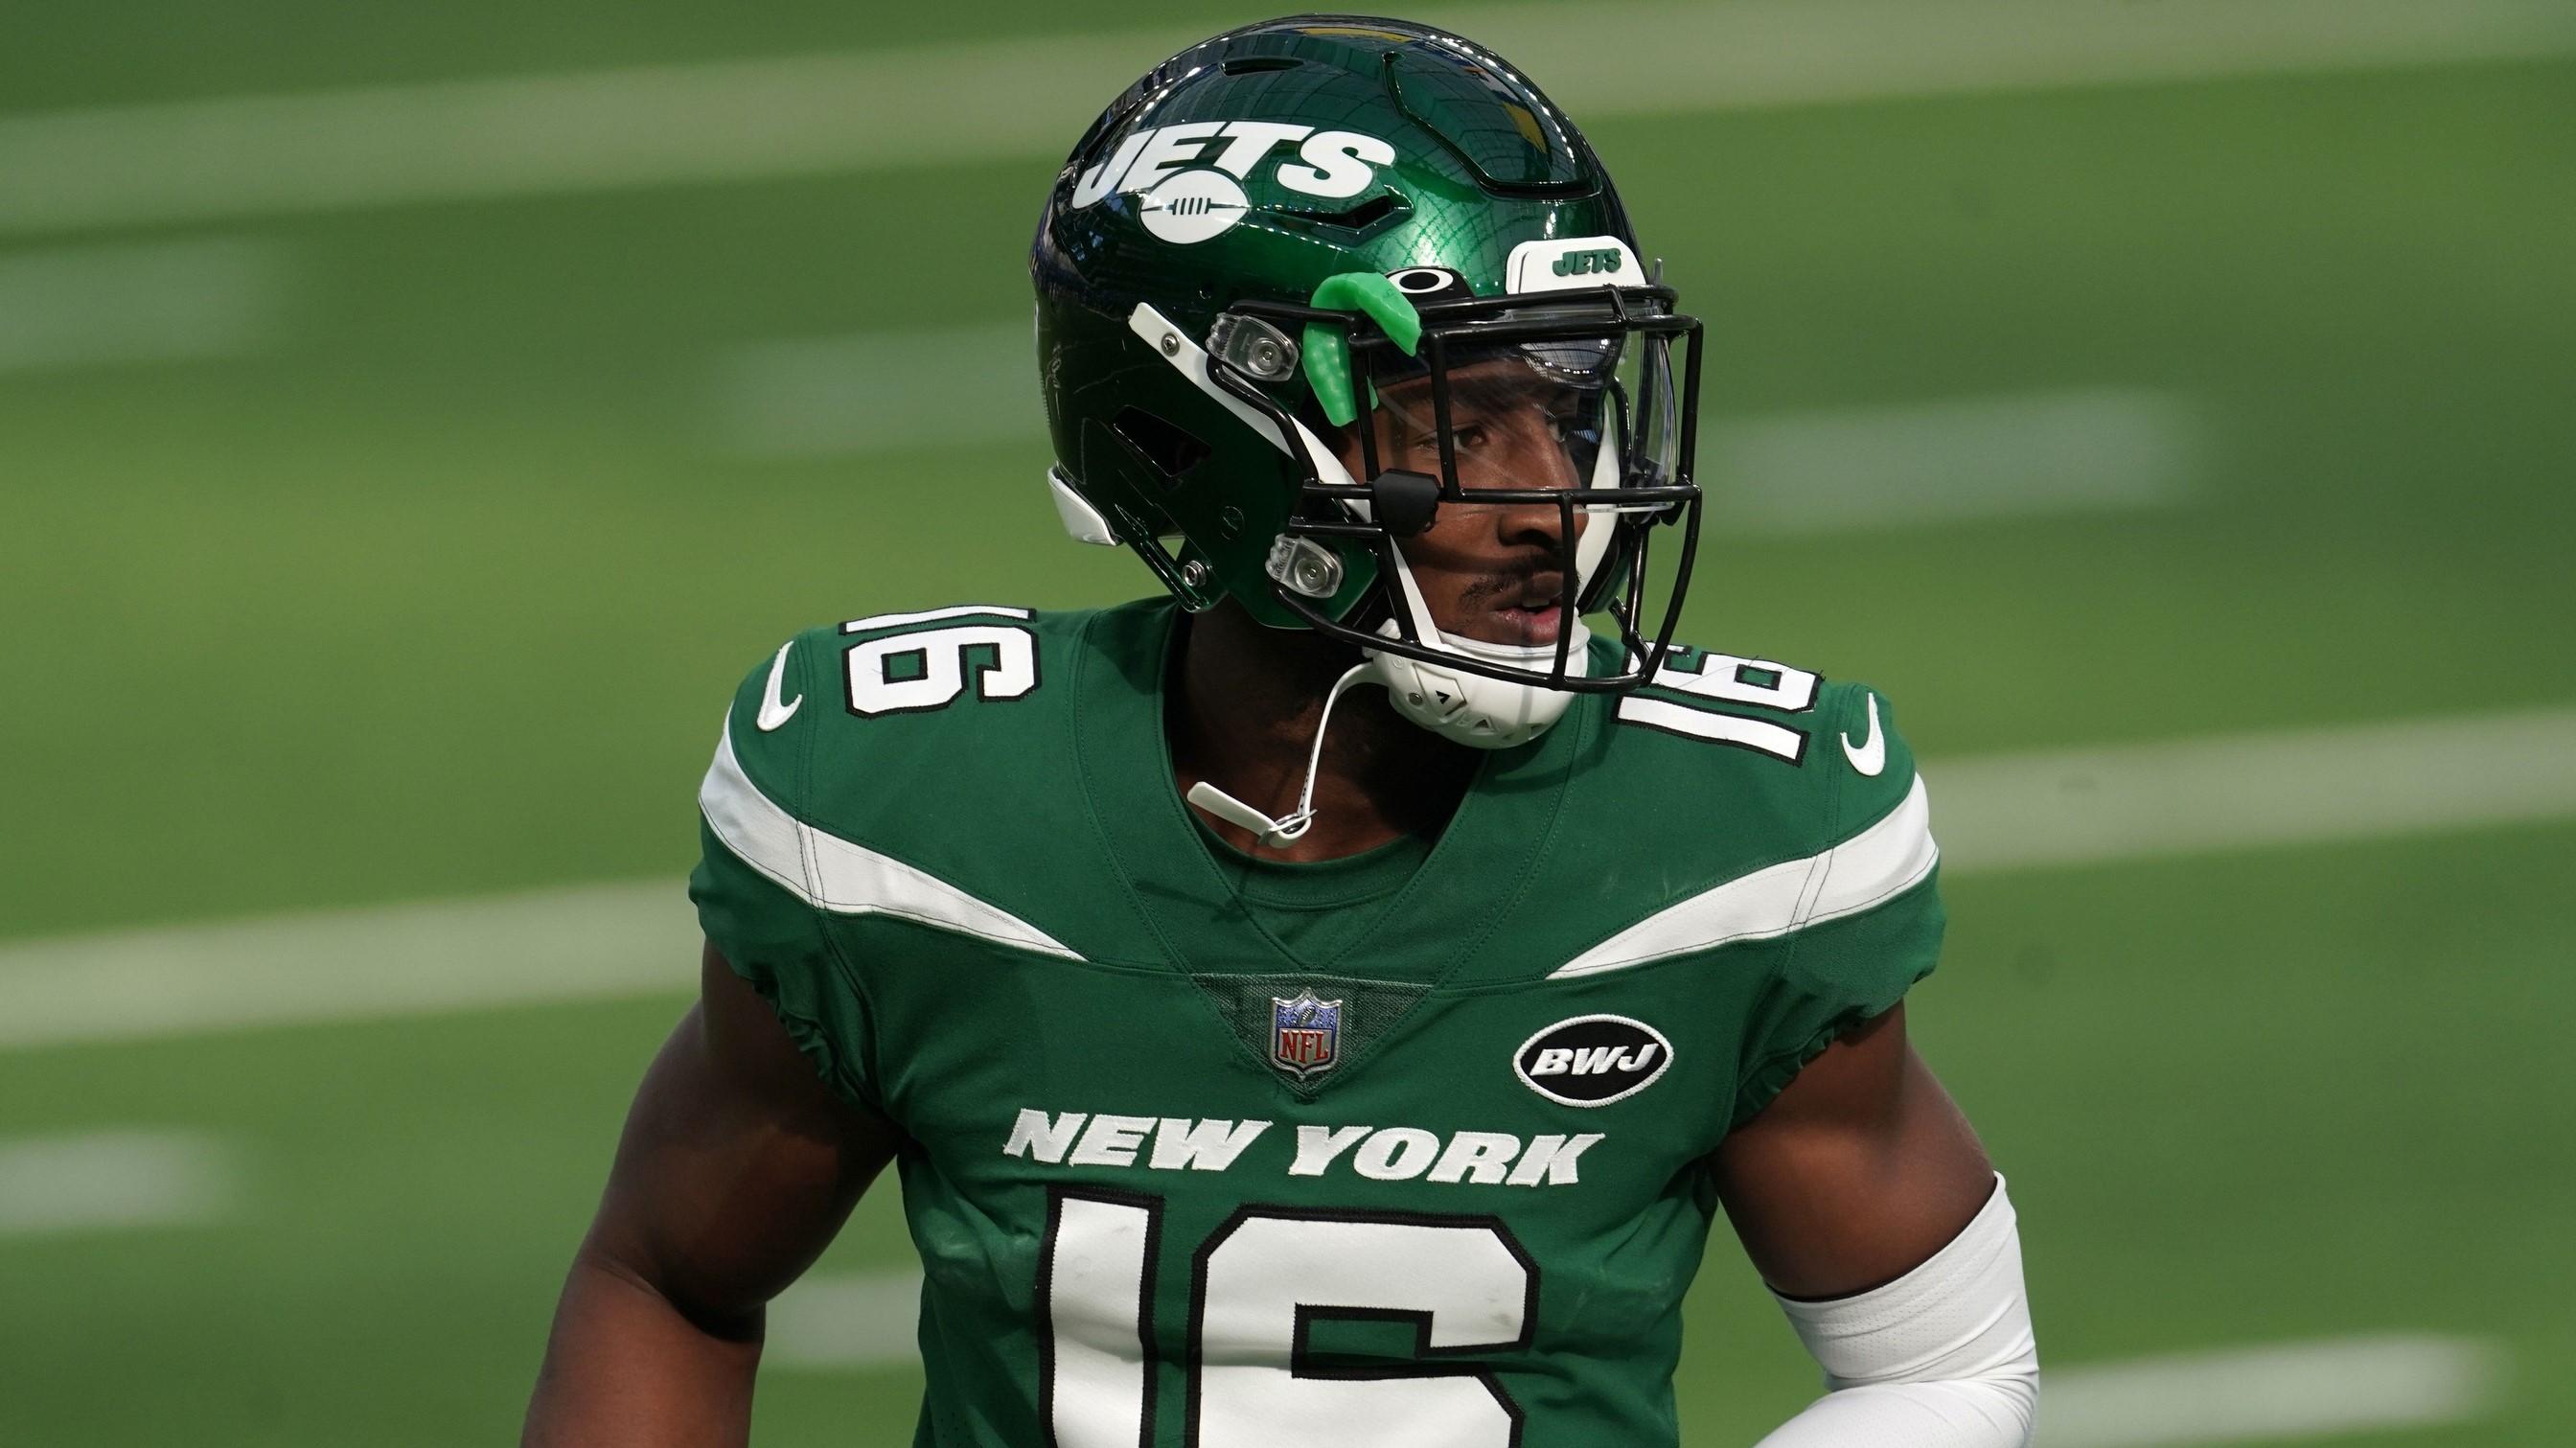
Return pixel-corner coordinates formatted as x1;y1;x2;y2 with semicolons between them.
1755;1174;2038;1447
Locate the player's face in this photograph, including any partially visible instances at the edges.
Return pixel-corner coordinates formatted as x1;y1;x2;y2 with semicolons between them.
1341;356;1598;648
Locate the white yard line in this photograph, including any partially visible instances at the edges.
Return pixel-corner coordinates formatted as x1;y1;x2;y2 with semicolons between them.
1714;389;2203;533
2039;1335;2504;1447
0;239;288;374
3;0;2572;234
0;1130;238;1238
0;882;695;1052
1;706;2571;1050
1929;706;2576;873
715;324;2203;534
763;1268;928;1369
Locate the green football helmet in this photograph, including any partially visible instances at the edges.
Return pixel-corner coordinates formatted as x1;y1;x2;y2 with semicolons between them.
1032;13;1705;752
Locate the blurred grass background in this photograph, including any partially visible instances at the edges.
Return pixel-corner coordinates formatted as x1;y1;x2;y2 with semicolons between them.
2;2;2571;1443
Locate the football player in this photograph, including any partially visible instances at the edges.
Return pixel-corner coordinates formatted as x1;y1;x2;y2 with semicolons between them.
527;15;2036;1446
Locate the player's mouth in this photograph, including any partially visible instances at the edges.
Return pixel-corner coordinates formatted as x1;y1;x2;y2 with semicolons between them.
1492;579;1572;645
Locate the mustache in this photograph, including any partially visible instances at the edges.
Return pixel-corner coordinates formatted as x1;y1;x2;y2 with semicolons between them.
1460;569;1572;608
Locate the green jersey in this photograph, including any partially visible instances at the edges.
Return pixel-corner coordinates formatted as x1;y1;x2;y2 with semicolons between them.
690;598;1944;1447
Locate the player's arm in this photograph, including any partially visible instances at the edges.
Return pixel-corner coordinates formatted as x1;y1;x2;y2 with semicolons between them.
1716;1004;2038;1446
521;942;902;1448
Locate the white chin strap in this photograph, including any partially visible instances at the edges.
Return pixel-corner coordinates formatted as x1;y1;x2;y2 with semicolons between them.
1185;662;1377;847
1364;620;1589;750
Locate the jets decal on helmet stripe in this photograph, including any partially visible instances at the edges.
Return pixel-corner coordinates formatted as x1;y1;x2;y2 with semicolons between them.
1072;121;1397;216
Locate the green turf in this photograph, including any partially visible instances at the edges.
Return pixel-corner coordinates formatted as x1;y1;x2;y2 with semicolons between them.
2;15;2571;1444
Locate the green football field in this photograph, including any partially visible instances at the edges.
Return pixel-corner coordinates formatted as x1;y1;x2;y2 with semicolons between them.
4;4;2573;1443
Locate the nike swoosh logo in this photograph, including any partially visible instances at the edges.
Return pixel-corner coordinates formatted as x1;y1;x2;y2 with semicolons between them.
1841;692;1887;776
756;641;802;731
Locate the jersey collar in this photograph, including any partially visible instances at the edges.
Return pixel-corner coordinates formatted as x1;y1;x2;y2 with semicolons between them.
1070;599;1591;985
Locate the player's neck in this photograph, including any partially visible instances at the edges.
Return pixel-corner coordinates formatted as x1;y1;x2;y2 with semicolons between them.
1167;603;1477;863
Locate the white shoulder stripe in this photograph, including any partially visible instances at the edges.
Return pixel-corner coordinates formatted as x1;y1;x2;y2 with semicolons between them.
841;604;1031;632
1551;774;1938;978
698;722;1081;960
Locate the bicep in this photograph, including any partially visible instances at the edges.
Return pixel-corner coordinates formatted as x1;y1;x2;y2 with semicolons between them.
583;942;902;1326
1714;1004;1994;1299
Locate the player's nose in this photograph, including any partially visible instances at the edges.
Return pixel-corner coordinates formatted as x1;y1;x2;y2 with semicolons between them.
1496;496;1587;553
1482;425;1583;547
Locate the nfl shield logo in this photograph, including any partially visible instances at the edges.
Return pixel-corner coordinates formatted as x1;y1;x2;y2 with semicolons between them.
1270;990;1344;1079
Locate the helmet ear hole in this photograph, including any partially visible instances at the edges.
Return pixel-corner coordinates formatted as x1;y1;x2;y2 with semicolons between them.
1108;406;1210;485
1282;192;1407;236
1076;420;1224;610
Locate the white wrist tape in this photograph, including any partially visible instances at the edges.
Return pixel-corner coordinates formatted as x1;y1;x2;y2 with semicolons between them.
1755;1174;2038;1447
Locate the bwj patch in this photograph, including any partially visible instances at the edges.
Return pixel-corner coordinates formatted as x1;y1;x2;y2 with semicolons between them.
1514;1014;1673;1107
1270;990;1344;1079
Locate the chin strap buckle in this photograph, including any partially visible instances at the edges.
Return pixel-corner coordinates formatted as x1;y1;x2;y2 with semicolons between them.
1184;662;1376;848
1184;781;1315;846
